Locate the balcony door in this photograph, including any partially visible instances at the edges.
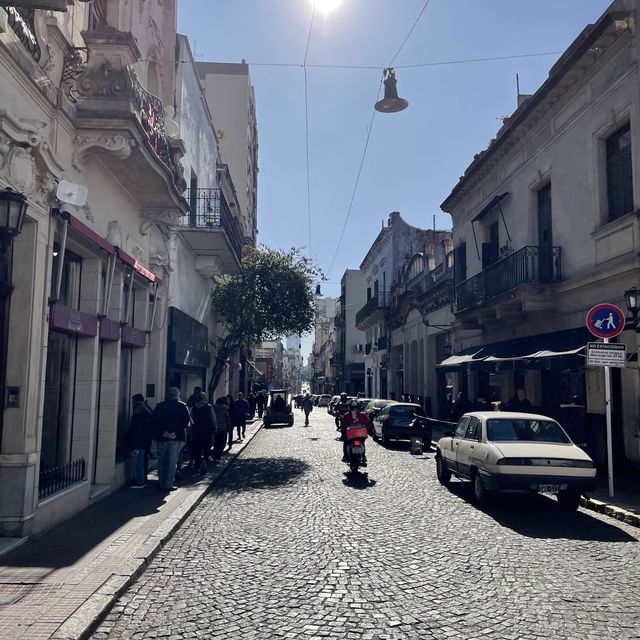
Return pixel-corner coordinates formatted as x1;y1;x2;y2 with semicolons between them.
537;183;553;283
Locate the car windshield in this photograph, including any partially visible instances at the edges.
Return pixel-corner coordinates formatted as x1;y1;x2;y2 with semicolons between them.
374;400;390;408
390;405;425;417
487;418;571;444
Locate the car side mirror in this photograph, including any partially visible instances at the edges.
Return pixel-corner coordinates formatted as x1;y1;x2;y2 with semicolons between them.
444;429;454;438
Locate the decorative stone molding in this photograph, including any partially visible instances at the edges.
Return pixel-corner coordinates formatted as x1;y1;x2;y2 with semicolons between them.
195;256;224;279
72;134;135;171
140;208;180;235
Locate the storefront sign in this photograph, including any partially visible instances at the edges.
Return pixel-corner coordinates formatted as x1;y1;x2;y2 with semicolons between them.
587;342;626;368
49;304;97;337
99;318;120;342
121;325;146;348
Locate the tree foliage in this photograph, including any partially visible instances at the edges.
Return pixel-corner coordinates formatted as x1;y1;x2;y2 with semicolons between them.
208;246;321;396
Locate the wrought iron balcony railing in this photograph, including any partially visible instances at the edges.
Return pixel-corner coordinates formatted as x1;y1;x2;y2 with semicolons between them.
180;187;244;260
131;75;184;191
39;457;86;500
355;291;389;326
456;246;561;312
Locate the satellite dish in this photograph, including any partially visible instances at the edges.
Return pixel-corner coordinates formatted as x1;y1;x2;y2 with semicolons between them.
56;180;88;207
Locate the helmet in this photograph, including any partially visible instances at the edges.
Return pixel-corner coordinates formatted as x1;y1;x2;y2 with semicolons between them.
340;393;347;400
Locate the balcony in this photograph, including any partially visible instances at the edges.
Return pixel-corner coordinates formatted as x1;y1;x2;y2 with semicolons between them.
456;246;561;314
176;188;244;274
355;291;389;328
72;29;188;222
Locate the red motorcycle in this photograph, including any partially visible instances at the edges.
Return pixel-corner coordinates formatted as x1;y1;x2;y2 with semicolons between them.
344;424;368;474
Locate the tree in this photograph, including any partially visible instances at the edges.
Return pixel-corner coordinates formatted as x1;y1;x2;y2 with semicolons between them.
208;246;321;397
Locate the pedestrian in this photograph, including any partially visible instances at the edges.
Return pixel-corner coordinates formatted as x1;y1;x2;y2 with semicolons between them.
453;392;472;420
213;397;231;460
301;392;313;426
256;391;266;419
191;392;217;473
503;387;532;412
152;387;190;491
230;392;250;441
128;393;152;488
248;392;257;418
186;385;202;409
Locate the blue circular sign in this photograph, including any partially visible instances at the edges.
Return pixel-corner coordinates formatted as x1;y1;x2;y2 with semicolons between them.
586;304;625;338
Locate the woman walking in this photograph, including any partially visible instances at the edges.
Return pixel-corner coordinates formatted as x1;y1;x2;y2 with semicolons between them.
191;393;217;473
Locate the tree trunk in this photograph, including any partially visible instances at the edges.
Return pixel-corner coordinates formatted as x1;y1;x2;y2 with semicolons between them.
207;333;243;400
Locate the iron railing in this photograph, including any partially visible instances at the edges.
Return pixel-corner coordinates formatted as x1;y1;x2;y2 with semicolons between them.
131;75;184;190
355;291;390;326
6;7;41;61
39;458;86;500
456;246;561;312
180;187;245;260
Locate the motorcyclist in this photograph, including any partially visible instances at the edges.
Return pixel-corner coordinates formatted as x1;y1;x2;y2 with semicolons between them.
334;393;350;430
341;400;371;464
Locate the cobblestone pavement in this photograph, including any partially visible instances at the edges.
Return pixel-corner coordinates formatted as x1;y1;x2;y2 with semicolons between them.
93;410;640;640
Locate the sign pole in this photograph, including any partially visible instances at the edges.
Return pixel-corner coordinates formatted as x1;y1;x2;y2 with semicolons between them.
603;337;614;498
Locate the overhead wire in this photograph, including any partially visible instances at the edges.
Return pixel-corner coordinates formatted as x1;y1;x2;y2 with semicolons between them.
326;0;433;276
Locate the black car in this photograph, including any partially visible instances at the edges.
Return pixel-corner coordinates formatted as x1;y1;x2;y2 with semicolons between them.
372;403;432;447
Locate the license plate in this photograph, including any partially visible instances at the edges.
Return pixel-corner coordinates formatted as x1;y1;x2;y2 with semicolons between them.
537;484;567;494
351;446;364;454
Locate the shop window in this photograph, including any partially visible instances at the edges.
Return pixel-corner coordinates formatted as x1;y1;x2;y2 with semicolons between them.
607;122;633;221
454;242;467;284
50;247;82;308
40;331;77;470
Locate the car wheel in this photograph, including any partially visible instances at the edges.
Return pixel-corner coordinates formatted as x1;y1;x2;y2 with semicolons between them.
381;429;389;447
472;470;490;505
557;489;581;512
436;454;451;486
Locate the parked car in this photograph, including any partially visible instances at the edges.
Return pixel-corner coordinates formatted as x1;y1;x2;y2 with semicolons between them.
363;399;396;421
317;394;332;407
435;411;597;510
327;395;341;415
264;389;294;427
372;403;431;447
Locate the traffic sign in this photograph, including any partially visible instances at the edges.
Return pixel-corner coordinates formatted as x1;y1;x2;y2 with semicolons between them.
587;342;626;368
586;303;626;338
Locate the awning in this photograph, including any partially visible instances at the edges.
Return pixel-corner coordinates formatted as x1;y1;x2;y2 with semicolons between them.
438;328;592;368
116;248;159;283
56;209;115;255
471;192;510;223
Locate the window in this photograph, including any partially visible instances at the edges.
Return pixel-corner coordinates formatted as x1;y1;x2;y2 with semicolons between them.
487;418;570;443
607;122;633;221
464;417;479;440
88;0;108;30
454;242;467;284
454;417;469;438
50;248;82;308
116;347;133;462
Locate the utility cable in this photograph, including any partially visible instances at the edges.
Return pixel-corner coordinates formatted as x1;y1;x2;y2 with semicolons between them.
388;0;432;68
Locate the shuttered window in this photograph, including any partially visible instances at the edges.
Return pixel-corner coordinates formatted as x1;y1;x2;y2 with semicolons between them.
607;123;634;221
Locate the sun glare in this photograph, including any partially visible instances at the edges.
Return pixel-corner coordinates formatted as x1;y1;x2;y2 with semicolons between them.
312;0;342;14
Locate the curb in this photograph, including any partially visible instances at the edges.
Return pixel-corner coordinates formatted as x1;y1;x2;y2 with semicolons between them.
51;422;264;640
580;496;640;528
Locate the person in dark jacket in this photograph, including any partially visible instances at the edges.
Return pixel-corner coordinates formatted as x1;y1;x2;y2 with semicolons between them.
230;392;250;441
502;387;532;412
213;397;231;460
301;393;314;426
247;392;257;418
128;394;152;488
256;391;266;419
152;387;191;491
191;393;217;473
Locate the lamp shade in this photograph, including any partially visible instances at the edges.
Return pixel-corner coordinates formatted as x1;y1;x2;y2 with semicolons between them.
374;68;409;114
625;287;640;313
0;188;28;236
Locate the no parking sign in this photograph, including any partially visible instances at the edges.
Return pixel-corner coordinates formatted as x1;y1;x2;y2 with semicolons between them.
586;303;625;339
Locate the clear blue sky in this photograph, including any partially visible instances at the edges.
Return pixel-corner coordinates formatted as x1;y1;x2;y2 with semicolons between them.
178;0;610;358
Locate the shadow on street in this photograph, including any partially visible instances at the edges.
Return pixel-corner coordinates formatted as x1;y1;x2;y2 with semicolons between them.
213;456;310;493
446;481;638;543
342;472;377;489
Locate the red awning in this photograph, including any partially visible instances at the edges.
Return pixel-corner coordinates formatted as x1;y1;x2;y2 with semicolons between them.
116;248;158;284
58;210;116;256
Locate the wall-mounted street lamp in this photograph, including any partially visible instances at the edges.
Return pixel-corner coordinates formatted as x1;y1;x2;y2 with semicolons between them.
0;188;28;249
624;287;640;331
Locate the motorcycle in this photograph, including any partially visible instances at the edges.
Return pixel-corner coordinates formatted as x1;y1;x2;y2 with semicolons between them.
344;424;369;474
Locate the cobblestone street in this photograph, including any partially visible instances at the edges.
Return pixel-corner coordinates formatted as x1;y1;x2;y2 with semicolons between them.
93;410;640;640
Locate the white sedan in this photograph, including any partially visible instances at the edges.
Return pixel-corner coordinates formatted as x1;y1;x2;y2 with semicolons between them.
435;411;597;511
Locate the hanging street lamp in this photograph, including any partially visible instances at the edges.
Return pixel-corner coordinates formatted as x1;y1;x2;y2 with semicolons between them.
374;68;409;113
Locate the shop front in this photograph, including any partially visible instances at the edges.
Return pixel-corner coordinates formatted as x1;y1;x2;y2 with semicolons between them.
166;307;210;400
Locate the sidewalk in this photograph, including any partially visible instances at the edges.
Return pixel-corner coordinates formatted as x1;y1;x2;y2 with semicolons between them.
0;419;262;640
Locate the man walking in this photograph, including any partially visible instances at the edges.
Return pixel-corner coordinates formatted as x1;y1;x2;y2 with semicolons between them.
127;394;152;488
301;393;314;426
256;391;266;419
230;392;250;441
152;387;190;491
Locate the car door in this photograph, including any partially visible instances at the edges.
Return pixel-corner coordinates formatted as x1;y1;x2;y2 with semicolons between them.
443;416;469;471
456;416;480;478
